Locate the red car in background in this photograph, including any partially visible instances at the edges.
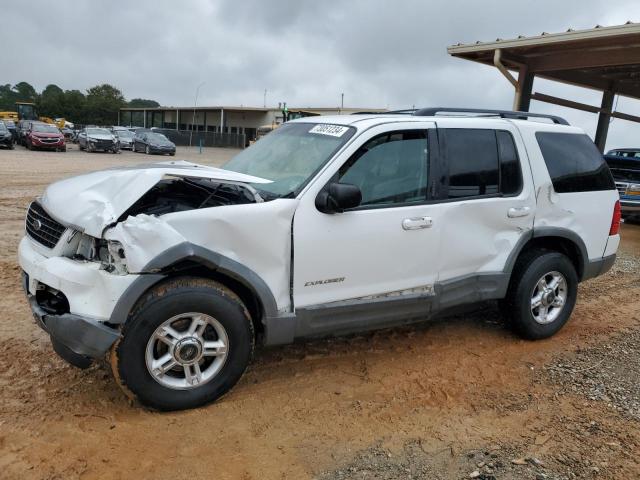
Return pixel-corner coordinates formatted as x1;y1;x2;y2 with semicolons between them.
25;123;66;152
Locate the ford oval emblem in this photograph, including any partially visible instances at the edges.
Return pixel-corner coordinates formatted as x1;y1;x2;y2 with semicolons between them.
31;219;42;231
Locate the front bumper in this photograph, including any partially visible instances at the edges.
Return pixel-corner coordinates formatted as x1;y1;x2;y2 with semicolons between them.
88;140;117;151
31;137;65;148
24;280;120;360
150;146;176;154
19;236;137;364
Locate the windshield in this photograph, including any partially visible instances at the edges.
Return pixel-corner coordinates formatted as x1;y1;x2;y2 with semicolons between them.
607;150;640;158
86;128;112;136
148;133;170;143
33;124;60;133
116;130;134;139
223;122;355;197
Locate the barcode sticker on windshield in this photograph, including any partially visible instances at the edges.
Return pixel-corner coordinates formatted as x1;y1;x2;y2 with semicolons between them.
309;124;349;137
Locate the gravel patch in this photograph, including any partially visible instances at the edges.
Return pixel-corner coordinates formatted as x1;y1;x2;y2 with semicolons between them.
609;249;640;274
316;442;571;480
543;327;640;420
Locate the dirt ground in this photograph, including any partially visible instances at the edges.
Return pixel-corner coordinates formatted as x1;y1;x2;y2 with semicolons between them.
0;144;639;480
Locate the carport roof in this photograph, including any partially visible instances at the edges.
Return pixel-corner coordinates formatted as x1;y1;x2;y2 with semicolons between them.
448;22;640;99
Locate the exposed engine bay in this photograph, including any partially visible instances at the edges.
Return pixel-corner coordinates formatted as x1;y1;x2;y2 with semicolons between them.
119;177;260;219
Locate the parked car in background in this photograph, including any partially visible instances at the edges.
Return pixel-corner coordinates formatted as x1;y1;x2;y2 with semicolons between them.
0;121;14;149
3;120;17;143
113;128;135;150
17;120;37;146
61;126;74;140
78;127;119;153
132;131;176;155
605;148;640;218
25;123;66;151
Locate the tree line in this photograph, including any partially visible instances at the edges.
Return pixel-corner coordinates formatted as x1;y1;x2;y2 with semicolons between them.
0;82;160;125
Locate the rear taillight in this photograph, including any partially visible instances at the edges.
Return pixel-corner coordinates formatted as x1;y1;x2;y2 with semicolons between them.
609;200;621;236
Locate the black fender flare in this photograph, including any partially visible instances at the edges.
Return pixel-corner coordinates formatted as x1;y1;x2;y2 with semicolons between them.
109;242;279;326
502;227;589;280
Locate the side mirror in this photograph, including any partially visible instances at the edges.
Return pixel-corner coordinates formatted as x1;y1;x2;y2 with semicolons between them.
316;182;362;213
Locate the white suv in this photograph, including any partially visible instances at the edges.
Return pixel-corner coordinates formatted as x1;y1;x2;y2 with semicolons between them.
19;108;621;410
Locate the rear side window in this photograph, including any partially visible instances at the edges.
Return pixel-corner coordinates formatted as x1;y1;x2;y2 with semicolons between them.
536;132;615;193
440;129;522;199
442;129;499;198
497;131;522;195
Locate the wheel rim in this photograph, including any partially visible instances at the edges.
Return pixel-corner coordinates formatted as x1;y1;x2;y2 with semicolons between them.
530;271;568;325
145;312;229;390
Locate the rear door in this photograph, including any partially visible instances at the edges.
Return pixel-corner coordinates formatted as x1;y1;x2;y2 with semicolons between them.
432;122;536;282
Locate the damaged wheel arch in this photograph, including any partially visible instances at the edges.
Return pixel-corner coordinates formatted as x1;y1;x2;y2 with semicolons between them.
108;242;279;340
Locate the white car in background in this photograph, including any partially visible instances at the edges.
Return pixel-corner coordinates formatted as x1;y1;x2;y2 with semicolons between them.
19;108;620;410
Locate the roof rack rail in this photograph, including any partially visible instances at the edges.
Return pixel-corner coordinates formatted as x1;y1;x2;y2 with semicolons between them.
351;109;417;115
412;107;569;125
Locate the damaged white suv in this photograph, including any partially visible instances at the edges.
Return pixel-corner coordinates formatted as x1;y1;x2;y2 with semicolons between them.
19;108;621;410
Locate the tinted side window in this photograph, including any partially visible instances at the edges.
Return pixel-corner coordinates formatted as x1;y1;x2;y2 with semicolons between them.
339;130;428;207
536;132;615;193
442;129;499;198
497;131;523;195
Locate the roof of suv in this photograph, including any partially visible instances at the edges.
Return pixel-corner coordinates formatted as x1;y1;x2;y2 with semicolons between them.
288;113;582;134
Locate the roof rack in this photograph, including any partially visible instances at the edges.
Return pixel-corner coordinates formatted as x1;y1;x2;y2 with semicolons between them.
351;109;417;115
412;107;569;125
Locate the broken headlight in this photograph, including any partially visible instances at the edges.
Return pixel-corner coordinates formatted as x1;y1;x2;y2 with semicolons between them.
102;240;128;275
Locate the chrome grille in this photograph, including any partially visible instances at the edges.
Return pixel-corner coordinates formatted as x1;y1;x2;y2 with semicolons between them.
25;202;66;249
616;182;628;196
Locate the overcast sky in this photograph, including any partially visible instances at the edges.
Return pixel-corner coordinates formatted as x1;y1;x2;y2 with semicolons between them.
5;0;640;149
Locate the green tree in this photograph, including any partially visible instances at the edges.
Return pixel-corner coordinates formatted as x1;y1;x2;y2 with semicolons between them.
63;89;87;123
129;98;160;108
85;84;126;125
12;82;37;102
38;84;65;118
0;84;18;111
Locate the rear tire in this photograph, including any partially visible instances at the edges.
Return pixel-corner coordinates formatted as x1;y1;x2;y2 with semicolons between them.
501;249;578;340
111;277;254;411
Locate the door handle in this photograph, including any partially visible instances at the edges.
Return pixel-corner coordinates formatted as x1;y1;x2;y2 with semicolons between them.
402;216;433;230
507;206;531;218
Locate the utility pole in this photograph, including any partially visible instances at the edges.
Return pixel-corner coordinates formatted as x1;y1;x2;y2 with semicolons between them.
263;89;267;108
189;81;205;148
341;93;344;111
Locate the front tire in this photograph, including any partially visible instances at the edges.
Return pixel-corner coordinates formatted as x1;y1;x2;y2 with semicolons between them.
111;277;254;411
502;249;578;340
145;145;150;155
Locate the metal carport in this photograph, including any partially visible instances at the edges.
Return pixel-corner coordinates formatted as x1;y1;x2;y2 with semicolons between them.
448;22;640;151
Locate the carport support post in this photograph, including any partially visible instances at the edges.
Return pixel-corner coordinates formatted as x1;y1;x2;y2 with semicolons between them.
515;67;534;112
176;109;179;131
595;90;615;153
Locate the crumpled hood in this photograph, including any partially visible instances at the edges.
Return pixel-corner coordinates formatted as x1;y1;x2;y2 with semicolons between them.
40;160;270;237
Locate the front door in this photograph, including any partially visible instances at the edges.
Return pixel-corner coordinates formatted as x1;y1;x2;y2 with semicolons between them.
292;122;443;317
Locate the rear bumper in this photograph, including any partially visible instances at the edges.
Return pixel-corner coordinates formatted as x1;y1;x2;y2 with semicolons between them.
582;254;617;281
